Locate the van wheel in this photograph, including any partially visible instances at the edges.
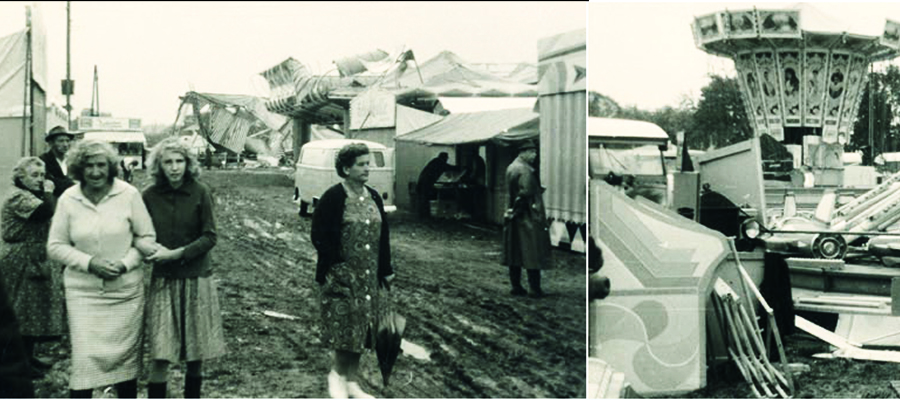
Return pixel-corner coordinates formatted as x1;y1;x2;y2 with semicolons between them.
299;201;311;217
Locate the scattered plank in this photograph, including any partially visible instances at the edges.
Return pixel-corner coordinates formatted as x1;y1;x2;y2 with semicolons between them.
262;310;299;320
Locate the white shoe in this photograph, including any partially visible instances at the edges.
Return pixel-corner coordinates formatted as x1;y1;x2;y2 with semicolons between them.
346;381;375;399
328;370;349;399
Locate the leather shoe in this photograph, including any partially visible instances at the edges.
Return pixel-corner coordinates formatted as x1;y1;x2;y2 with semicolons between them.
31;356;54;370
510;287;527;296
327;370;348;399
528;290;545;299
346;382;375;399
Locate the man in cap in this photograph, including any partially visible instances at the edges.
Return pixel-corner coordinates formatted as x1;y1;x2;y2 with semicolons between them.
39;126;75;198
502;140;551;298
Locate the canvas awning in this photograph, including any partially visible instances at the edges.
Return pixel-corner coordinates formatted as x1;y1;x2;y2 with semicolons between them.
395;108;538;146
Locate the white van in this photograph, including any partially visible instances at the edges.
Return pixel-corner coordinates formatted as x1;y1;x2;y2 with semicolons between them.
294;139;396;216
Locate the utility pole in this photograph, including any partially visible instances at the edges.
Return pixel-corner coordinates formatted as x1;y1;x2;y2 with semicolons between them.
65;1;72;128
90;65;99;116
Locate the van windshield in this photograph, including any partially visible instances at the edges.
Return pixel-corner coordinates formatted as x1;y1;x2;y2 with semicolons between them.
116;142;144;156
589;144;664;179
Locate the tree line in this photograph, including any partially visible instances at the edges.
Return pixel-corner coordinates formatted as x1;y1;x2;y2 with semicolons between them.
591;65;900;163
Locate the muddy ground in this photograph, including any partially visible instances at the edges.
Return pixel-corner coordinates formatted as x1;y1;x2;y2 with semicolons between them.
679;316;900;399
30;168;586;398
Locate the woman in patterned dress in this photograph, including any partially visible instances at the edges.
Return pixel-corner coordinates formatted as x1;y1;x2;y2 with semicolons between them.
47;140;157;398
311;143;394;399
0;157;66;378
140;137;226;398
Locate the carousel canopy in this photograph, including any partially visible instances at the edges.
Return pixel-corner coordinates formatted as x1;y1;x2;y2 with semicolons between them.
692;6;900;144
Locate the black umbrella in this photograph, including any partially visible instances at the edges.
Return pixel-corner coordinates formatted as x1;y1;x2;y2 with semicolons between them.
375;311;406;387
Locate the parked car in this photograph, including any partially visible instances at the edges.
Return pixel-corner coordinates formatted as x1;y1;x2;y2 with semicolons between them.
294;139;396;216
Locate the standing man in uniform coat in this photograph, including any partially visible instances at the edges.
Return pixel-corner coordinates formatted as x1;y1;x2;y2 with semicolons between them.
38;126;75;198
502;141;551;298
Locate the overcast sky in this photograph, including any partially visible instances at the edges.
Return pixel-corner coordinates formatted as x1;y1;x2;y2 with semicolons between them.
591;2;900;111
0;1;584;126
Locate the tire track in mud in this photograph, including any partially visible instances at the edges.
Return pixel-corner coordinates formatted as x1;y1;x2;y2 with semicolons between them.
208;175;584;398
387;230;585;398
403;288;582;398
212;197;334;397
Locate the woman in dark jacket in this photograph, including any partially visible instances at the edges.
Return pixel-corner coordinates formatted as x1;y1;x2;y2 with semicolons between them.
0;157;66;379
141;137;226;398
0;269;35;398
311;143;393;399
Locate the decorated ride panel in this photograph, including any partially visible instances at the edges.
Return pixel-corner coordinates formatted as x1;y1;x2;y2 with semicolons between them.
692;9;900;141
591;180;729;395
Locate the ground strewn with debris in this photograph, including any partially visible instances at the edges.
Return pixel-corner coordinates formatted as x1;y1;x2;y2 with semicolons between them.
30;168;586;398
681;328;900;398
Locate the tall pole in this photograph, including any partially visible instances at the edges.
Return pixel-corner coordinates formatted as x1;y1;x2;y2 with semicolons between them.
66;1;71;128
91;65;99;116
869;63;875;165
22;6;31;157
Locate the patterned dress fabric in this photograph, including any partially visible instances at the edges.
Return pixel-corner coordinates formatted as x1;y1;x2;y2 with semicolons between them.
145;276;227;362
320;187;383;352
0;187;66;337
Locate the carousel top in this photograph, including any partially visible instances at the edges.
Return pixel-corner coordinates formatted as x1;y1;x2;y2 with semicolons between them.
692;6;900;62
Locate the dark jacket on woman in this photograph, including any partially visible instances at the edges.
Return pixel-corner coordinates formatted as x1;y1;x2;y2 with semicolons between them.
142;178;217;278
0;273;35;398
311;183;392;286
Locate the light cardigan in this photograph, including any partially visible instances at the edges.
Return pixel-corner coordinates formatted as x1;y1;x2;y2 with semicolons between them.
48;179;156;284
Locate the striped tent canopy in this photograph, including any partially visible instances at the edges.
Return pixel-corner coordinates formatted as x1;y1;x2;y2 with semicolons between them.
261;51;538;122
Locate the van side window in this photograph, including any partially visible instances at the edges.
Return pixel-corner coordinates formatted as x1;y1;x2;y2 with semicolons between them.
371;151;385;167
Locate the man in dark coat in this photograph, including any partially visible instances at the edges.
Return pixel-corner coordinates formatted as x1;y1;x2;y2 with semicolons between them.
416;152;454;218
38;126;75;198
502;141;551;298
0;274;36;398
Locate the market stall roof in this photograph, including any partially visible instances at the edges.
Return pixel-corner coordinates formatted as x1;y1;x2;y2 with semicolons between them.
437;97;537;114
395;107;538;146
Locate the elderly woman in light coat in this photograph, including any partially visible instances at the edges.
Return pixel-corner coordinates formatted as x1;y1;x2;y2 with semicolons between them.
48;139;156;398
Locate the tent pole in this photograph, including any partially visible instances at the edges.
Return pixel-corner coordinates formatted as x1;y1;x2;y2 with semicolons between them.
22;6;32;157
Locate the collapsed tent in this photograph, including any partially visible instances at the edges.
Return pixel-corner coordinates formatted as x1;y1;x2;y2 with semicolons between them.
261;51;538;142
394;107;539;224
174;91;342;162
